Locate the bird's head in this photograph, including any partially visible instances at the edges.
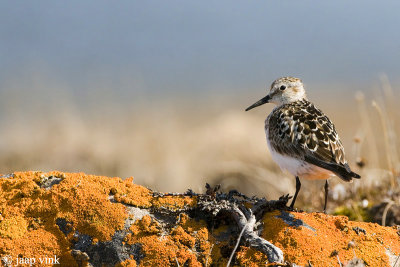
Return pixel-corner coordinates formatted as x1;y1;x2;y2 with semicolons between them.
245;77;307;111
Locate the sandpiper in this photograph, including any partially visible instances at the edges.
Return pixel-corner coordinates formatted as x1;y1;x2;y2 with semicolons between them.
245;77;360;211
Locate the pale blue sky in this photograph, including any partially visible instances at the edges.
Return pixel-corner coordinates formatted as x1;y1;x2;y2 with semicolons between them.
0;1;399;101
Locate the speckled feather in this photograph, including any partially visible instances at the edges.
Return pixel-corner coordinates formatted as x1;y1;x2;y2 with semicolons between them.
266;99;358;181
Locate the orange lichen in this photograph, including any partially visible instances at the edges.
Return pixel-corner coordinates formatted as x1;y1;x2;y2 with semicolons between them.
172;225;196;248
125;213;214;266
235;247;270;266
0;227;76;265
0;171;151;265
128;215;160;237
1;171;400;266
113;177;152;208
262;211;400;266
117;259;137;267
0;215;28;238
151;196;197;211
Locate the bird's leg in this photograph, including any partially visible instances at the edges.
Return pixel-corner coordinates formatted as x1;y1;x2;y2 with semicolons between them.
323;180;329;213
290;176;301;209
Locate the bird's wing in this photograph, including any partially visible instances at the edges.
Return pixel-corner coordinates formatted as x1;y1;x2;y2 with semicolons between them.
267;100;359;180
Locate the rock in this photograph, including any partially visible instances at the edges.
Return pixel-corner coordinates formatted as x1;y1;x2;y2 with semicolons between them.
0;171;399;266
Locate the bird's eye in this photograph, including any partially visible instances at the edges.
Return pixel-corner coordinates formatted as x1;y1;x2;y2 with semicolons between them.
280;85;286;91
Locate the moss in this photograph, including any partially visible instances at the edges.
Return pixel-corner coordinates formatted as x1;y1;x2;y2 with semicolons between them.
334;205;372;222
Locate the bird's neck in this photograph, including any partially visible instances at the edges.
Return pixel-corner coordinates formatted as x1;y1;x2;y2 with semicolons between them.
276;97;308;106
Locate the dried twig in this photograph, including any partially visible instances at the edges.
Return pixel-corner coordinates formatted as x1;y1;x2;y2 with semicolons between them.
198;187;285;263
205;244;214;267
227;213;252;266
394;253;400;267
337;254;343;267
372;101;396;188
382;200;395;227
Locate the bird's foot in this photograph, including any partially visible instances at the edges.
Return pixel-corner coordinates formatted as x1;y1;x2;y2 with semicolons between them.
285;206;295;212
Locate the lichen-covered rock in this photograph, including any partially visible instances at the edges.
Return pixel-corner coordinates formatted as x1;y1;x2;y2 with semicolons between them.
0;171;399;266
262;211;400;266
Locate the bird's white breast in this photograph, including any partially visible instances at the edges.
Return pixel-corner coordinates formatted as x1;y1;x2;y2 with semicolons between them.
265;125;334;180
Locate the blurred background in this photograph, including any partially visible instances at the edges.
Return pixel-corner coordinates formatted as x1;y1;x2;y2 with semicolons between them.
0;1;399;213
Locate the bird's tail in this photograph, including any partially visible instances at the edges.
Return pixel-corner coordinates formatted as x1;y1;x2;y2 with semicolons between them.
304;155;361;182
335;162;361;182
337;170;360;182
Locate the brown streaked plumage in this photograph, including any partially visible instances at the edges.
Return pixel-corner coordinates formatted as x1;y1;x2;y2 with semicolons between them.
266;99;359;181
245;76;360;211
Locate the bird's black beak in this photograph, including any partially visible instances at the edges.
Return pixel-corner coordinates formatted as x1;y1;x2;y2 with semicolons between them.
245;95;271;111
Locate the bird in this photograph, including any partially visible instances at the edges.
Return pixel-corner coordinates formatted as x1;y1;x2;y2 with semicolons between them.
245;77;360;211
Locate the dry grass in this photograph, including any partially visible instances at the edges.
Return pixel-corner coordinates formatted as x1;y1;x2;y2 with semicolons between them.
0;76;398;215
